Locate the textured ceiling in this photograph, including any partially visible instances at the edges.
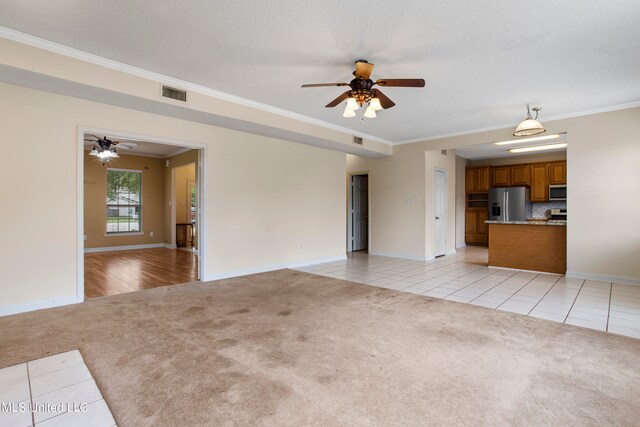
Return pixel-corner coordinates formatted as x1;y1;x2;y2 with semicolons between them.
1;1;639;142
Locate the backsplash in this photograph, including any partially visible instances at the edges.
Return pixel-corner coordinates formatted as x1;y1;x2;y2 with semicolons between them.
531;201;567;218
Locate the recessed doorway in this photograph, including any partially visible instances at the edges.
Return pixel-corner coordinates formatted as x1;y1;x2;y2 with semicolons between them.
78;128;206;299
348;173;369;252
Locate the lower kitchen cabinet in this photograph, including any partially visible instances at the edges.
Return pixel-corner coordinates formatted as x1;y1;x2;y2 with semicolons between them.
465;209;488;245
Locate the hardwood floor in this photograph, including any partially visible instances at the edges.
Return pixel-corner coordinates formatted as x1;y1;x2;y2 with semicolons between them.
84;248;198;298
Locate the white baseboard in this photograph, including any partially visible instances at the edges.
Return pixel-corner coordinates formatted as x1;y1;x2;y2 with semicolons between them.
163;243;177;249
84;243;166;253
205;254;347;281
456;243;467;249
566;271;640;286
0;295;81;317
368;250;428;261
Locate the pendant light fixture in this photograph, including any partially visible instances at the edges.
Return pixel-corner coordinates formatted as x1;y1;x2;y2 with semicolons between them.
513;104;545;136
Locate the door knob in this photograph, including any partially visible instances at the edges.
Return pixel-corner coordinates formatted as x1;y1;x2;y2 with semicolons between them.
435;216;440;220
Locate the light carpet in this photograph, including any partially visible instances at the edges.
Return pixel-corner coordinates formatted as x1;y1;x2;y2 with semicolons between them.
1;269;638;426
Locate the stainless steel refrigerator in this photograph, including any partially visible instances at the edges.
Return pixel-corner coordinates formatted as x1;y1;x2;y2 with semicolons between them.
489;187;531;221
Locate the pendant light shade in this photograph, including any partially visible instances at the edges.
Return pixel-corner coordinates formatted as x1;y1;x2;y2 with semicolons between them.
343;107;356;118
513;104;545;136
346;97;359;110
363;106;377;118
369;97;383;111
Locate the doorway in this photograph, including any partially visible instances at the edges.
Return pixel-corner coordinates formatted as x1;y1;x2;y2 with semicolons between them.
78;128;206;299
434;169;447;257
173;164;198;253
349;174;369;252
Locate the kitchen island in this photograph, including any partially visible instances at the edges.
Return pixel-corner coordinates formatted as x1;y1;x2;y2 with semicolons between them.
485;221;566;274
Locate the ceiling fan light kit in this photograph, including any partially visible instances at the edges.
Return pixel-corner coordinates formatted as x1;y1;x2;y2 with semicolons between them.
89;136;120;162
513;104;546;136
302;59;425;119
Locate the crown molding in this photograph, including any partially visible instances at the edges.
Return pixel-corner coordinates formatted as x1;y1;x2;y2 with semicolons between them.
0;26;393;146
394;100;640;145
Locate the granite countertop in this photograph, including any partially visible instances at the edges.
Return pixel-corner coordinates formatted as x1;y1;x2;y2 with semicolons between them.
485;220;567;226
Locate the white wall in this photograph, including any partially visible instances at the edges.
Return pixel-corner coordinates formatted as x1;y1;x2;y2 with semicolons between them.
0;82;346;312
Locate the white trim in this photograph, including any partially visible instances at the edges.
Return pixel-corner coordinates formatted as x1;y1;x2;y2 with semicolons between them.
205;255;347;281
367;250;429;261
84;243;166;253
163;243;177;249
104;232;144;237
394;101;640;145
0;26;391;146
566;271;640;286
0;296;80;317
456;243;467;249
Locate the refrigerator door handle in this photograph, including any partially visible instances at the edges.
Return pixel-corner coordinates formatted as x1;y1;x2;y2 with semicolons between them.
502;192;506;221
506;192;509;221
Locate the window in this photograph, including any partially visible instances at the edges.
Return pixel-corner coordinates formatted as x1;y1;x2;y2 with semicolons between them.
106;169;142;233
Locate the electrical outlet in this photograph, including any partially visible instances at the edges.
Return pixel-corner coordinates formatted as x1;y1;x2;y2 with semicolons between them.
83;235;87;241
150;231;154;237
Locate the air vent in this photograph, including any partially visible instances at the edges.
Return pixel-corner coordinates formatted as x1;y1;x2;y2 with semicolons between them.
162;85;187;102
353;136;363;145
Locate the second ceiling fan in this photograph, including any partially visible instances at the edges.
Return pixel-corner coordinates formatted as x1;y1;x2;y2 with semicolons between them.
301;59;425;118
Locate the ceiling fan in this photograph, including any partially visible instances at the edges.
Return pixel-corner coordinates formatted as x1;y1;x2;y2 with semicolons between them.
85;135;139;163
301;59;425;118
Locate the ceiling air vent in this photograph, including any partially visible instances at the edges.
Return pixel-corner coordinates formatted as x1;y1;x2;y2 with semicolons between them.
353;136;363;145
161;85;187;102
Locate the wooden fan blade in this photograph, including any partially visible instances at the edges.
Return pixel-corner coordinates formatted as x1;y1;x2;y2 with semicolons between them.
301;83;350;88
325;91;351;108
355;61;374;79
373;89;395;109
375;78;426;87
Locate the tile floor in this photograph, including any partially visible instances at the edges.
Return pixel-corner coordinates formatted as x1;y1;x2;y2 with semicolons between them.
0;350;116;427
295;247;640;340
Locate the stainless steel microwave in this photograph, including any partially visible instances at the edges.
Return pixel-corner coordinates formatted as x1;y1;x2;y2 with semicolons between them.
549;185;567;201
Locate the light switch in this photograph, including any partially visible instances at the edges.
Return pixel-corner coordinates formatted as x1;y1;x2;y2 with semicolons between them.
405;198;415;205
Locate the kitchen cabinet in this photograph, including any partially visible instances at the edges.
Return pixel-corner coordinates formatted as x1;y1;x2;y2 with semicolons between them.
465;166;490;193
510;164;530;186
465;209;488;245
492;166;511;187
530;163;549;202
548;161;566;185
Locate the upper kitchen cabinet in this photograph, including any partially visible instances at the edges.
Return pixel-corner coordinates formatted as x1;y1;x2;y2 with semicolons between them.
465;166;490;193
510;164;530;186
492;166;511;187
548;161;567;185
530;163;549;202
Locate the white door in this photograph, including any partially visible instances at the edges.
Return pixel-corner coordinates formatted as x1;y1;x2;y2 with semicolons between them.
434;169;447;257
351;175;368;251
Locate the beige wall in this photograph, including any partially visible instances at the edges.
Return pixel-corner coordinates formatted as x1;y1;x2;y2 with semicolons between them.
347;147;457;260
163;150;199;246
455;156;468;248
425;150;457;258
174;163;196;224
347;147;426;259
405;107;640;282
84;152;165;248
0;82;346;311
